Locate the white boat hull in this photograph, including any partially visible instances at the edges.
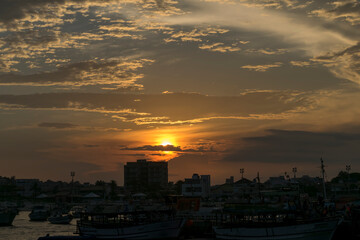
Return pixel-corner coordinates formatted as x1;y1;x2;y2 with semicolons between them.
78;218;185;239
213;219;340;240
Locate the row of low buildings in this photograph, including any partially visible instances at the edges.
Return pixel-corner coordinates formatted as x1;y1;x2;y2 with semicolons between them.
1;159;359;202
123;159;360;200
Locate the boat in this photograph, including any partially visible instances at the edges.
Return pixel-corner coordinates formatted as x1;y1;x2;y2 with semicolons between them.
38;236;94;240
69;206;85;219
48;213;73;224
0;208;17;226
29;205;50;221
213;157;341;240
213;217;341;240
212;201;341;240
76;210;186;239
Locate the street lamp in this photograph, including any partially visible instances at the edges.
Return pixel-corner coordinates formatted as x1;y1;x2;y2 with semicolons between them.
240;168;244;179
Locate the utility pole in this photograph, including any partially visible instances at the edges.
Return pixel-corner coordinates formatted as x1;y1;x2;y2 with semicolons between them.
70;171;75;203
320;157;327;200
257;172;261;198
346;165;351;193
240;168;244;179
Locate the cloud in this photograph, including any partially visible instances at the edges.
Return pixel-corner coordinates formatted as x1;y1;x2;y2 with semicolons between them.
290;60;311;67
246;48;287;55
0;0;180;73
38;122;78;129
0;0;148;30
312;42;360;84
166;27;229;42
0;58;154;88
121;144;182;151
83;144;100;148
241;62;283;72
0;29;84;71
312;1;360;25
199;42;241;53
165;1;356;57
223;129;360;165
0;91;311;125
139;0;184;17
98;21;145;40
120;143;218;153
0;0;66;30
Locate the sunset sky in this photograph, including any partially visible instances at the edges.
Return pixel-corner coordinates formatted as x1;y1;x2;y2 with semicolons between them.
1;0;360;185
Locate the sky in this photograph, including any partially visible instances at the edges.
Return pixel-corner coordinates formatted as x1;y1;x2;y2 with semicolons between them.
1;0;360;185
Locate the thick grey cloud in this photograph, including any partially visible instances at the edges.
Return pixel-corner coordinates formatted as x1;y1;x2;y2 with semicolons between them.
223;129;360;164
83;144;100;148
0;0;65;27
121;144;216;152
38;122;78;129
0;126;105;182
121;144;182;151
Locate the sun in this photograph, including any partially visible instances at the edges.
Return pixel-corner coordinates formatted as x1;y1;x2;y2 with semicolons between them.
161;141;173;146
156;134;177;147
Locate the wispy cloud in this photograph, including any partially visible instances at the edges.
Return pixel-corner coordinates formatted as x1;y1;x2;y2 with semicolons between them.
241;62;283;72
165;1;356;57
246;48;287;55
290;60;311;67
38;122;78;129
0;91;312;127
199;42;241;53
312;42;360;84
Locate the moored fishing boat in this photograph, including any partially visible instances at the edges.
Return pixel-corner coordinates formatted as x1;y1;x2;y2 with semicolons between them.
29;205;50;221
213;201;341;240
213;217;340;240
0;208;17;226
48;214;73;224
76;210;186;239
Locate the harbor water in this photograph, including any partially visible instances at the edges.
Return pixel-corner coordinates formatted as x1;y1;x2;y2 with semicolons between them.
0;211;76;240
0;211;215;240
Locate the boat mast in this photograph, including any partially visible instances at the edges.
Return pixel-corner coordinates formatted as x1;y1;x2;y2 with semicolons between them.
257;172;261;198
320;157;327;200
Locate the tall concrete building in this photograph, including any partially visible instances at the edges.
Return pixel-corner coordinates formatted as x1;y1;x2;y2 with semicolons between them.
124;159;168;192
